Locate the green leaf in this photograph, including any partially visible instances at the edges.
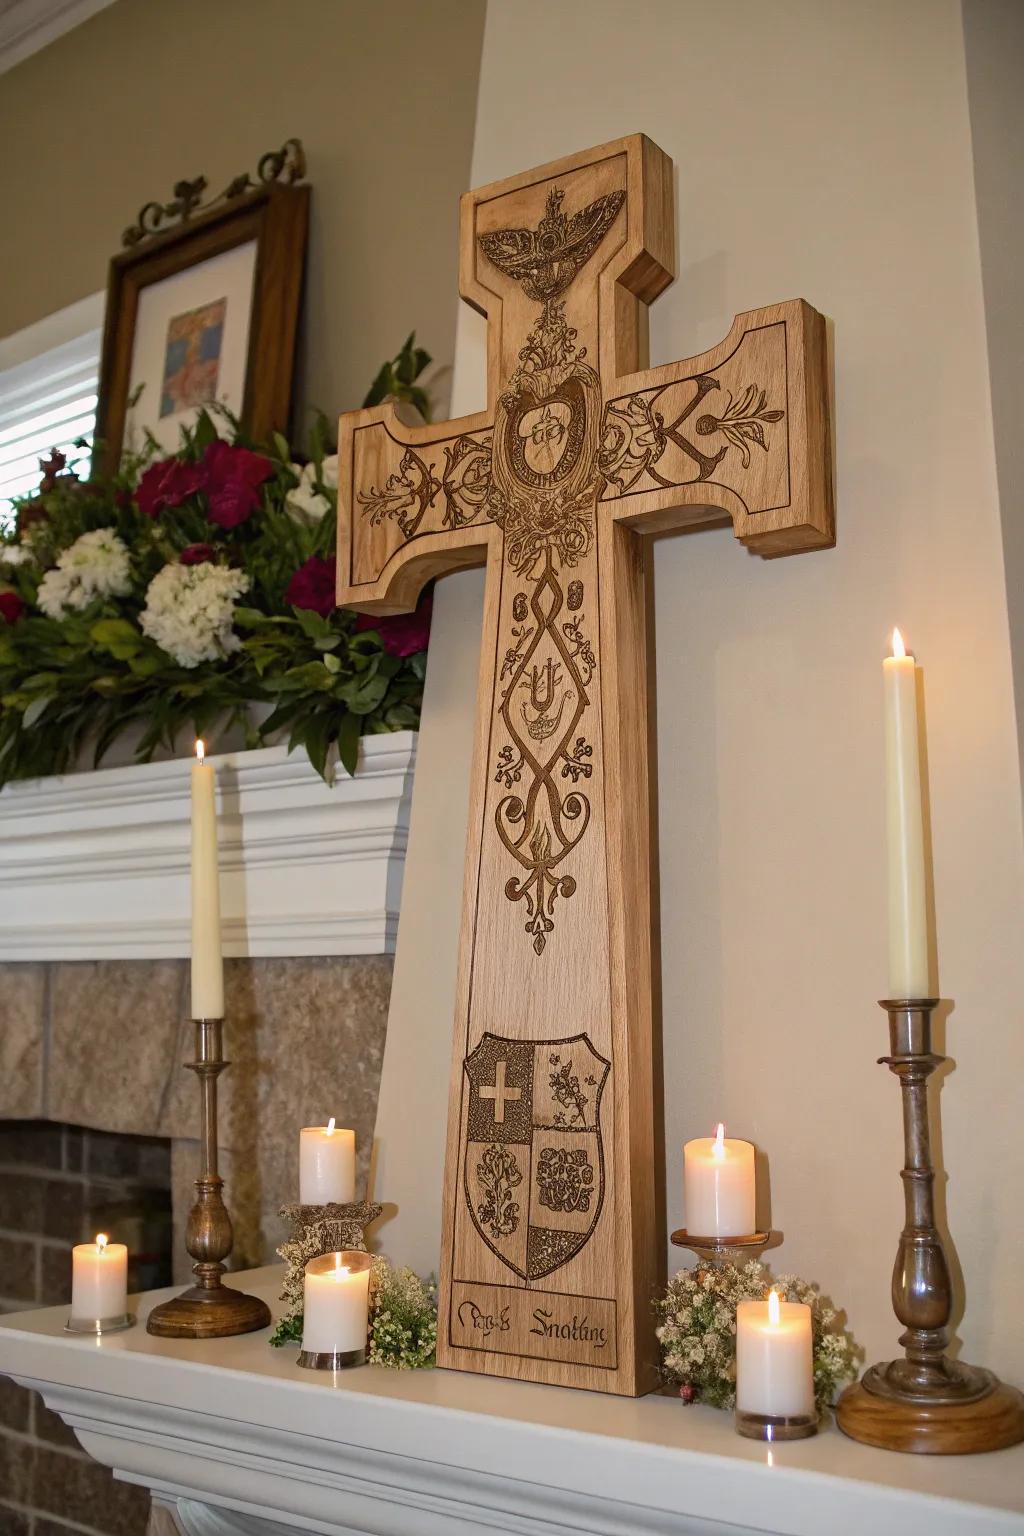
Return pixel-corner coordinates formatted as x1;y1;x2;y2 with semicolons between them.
340;673;389;715
322;651;342;674
273;432;292;465
293;607;332;640
90;617;142;659
192;410;219;452
271;661;335;693
22;693;53;729
337;710;360;776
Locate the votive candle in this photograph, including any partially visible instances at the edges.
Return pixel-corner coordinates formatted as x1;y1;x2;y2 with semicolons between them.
736;1290;815;1419
683;1123;756;1237
299;1120;356;1203
71;1234;128;1322
302;1251;371;1356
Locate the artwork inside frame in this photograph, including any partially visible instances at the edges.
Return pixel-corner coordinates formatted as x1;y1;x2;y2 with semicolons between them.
94;140;309;474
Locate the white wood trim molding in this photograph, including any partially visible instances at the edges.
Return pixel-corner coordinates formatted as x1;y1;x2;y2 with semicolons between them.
0;734;416;959
0;1268;1022;1536
0;0;115;76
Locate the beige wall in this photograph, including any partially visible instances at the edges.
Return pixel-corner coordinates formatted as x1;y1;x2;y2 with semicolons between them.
376;0;1024;1384
0;0;486;428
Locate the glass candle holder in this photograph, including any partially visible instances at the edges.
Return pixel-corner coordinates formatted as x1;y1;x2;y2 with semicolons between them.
298;1250;372;1369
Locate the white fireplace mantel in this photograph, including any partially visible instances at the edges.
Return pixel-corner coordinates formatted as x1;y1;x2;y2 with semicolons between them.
0;733;416;961
0;1269;1022;1536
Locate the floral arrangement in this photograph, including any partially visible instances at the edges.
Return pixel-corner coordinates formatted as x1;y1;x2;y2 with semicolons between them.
655;1260;859;1413
0;337;432;787
270;1256;438;1370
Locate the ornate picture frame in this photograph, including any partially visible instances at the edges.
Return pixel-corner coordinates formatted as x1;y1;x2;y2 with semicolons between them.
94;141;309;474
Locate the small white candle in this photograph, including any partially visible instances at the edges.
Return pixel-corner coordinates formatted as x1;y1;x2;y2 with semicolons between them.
683;1123;756;1237
736;1289;815;1419
191;740;224;1020
300;1119;356;1204
884;629;929;998
71;1234;128;1322
302;1251;371;1355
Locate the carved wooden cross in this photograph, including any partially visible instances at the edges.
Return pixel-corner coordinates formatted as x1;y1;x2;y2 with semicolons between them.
337;135;832;1396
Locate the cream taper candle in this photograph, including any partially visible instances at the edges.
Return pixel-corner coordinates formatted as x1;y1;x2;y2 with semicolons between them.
683;1123;756;1237
71;1233;128;1322
300;1120;356;1203
884;629;928;998
736;1289;815;1419
191;739;224;1020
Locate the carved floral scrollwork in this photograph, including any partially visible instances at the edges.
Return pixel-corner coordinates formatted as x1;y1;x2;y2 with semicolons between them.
357;448;441;538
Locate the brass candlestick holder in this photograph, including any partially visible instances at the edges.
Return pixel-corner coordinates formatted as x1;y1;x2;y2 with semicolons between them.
147;1018;271;1339
837;1000;1024;1454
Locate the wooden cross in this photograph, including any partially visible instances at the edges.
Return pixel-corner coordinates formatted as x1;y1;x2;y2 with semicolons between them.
479;1059;521;1124
337;134;832;1396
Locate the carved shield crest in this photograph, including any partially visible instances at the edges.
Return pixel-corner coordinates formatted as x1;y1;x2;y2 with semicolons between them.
463;1032;610;1282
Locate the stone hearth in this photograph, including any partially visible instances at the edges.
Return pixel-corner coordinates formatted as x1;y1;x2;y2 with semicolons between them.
2;956;393;1274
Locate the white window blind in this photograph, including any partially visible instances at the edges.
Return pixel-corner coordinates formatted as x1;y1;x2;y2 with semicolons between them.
0;331;101;520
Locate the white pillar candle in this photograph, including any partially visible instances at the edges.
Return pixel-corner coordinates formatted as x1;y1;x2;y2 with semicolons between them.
736;1290;815;1418
884;629;929;998
300;1119;356;1204
302;1251;371;1355
71;1234;128;1322
683;1123;756;1237
191;740;224;1020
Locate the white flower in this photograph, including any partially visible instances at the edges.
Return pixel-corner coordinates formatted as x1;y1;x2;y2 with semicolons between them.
0;543;31;567
285;458;337;526
140;561;249;668
36;529;132;619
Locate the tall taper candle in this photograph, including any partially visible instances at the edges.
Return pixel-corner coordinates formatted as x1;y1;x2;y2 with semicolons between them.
883;630;928;998
191;740;224;1019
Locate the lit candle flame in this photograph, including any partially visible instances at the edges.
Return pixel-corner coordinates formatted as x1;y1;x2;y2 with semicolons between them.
326;1116;336;1136
195;739;206;764
712;1122;726;1159
768;1287;781;1327
891;628;906;660
95;1233;108;1253
332;1254;350;1280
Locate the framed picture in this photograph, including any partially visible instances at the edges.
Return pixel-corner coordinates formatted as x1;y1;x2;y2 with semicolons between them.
95;167;309;473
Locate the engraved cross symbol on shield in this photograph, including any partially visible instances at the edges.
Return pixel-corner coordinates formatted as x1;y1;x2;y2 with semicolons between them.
463;1031;610;1282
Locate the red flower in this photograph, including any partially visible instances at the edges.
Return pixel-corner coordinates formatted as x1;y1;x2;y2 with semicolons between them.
38;449;67;493
354;590;432;657
286;555;337;618
136;457;204;519
0;591;24;624
180;543;216;565
201;440;272;530
679;1384;698;1405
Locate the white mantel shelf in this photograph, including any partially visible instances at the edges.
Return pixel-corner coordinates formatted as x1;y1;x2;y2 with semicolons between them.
0;1269;1022;1536
0;733;416;960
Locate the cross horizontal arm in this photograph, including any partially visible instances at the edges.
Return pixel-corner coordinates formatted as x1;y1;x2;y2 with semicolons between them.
603;299;832;555
337;405;497;614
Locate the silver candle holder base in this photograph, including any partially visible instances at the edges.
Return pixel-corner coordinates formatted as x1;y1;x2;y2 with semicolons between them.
64;1313;136;1337
297;1346;365;1371
735;1408;818;1442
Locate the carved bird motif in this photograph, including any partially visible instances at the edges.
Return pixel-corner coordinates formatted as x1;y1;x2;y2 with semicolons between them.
479;187;626;303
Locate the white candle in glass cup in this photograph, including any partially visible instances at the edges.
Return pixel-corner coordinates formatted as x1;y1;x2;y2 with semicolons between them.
299;1119;356;1204
71;1233;128;1322
736;1289;815;1419
302;1251;371;1356
683;1123;756;1237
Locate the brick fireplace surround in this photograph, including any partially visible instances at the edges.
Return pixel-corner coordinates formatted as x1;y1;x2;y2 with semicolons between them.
0;954;393;1535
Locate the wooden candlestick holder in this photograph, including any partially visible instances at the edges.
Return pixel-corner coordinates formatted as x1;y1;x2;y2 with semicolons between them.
836;1000;1024;1454
147;1019;271;1340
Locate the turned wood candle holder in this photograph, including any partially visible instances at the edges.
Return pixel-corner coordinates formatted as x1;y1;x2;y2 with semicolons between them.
836;1000;1024;1454
147;1019;271;1340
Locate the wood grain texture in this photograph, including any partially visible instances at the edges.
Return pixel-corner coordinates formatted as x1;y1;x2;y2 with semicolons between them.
337;134;834;1395
95;184;309;474
837;1377;1024;1455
